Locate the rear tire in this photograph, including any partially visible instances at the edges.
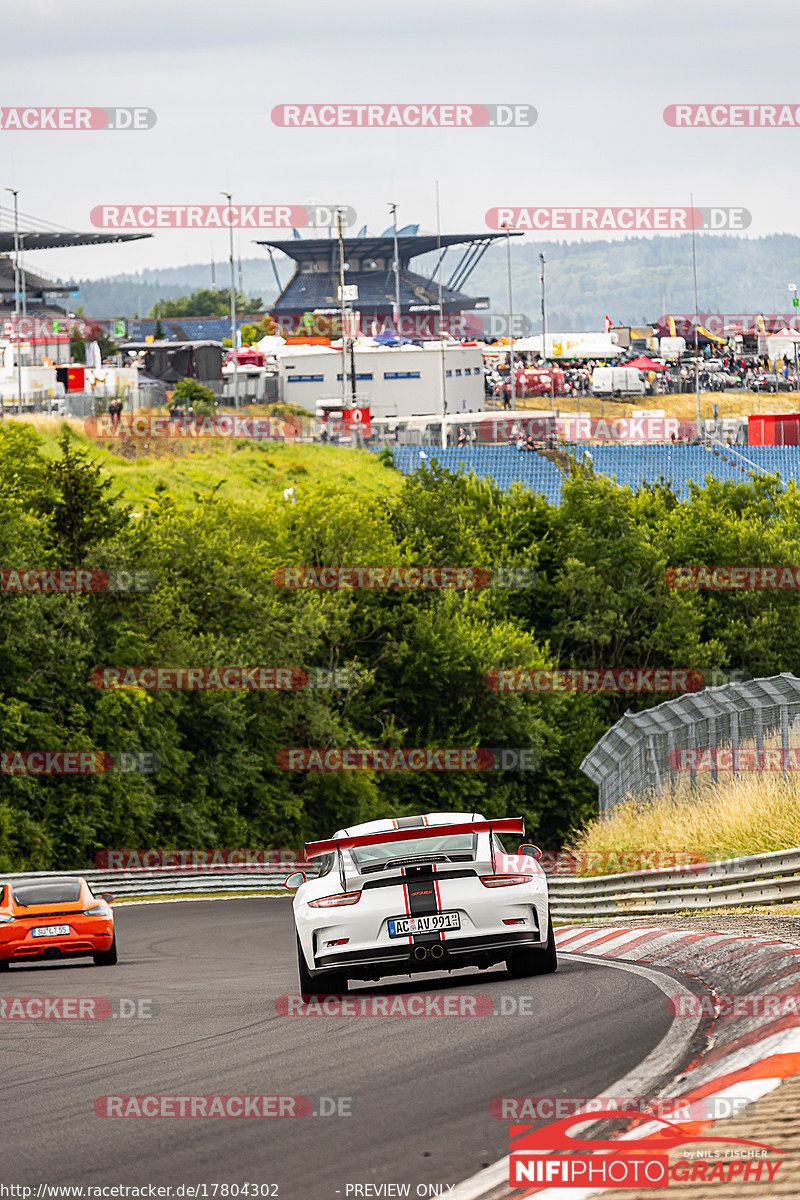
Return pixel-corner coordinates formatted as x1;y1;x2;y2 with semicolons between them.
507;916;558;977
297;936;348;997
93;934;118;966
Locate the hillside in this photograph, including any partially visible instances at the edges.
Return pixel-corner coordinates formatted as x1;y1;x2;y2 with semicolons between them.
75;233;800;331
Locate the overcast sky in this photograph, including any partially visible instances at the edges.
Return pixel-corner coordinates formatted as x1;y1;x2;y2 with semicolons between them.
4;0;799;284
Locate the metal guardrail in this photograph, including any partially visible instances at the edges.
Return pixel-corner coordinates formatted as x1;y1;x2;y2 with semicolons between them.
0;867;318;898
547;846;800;918
2;847;799;913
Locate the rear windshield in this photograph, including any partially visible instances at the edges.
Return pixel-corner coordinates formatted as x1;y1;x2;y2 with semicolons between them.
351;834;475;866
12;881;82;906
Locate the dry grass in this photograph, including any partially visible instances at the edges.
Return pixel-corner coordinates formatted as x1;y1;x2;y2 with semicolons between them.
569;768;800;869
506;390;800;424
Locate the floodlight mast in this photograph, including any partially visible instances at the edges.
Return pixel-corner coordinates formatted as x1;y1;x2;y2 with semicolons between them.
221;191;239;411
5;188;22;418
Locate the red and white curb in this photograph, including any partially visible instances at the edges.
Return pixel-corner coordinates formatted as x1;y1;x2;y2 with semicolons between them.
453;925;800;1199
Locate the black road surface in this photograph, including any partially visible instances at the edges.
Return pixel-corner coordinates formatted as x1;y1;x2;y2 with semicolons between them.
0;900;675;1199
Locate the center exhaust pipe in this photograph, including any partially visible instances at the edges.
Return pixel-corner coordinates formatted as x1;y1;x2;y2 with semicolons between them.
429;944;445;960
412;946;429;962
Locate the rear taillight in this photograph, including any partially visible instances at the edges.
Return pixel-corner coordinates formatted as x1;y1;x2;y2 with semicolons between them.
479;874;534;887
308;892;361;908
83;905;109;916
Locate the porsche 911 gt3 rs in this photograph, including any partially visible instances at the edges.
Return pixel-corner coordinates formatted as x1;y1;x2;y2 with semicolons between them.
285;812;556;995
0;877;117;969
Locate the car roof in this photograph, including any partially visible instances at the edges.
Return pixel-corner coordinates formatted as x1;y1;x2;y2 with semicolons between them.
330;812;486;839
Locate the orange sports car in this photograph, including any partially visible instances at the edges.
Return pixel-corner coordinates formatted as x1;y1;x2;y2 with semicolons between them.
0;877;117;969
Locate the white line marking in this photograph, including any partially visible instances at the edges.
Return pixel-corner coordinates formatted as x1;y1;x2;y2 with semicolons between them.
448;953;702;1200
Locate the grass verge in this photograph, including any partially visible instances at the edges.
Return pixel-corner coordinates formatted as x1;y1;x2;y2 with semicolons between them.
567;769;800;872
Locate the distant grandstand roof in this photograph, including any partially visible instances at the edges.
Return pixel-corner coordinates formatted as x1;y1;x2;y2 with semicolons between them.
0;257;73;296
256;230;520;316
0;231;151;253
255;231;517;261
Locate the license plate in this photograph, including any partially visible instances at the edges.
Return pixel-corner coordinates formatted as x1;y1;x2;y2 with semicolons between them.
388;912;460;937
32;925;71;938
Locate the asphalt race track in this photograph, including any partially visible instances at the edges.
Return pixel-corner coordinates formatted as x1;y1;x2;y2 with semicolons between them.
0;900;675;1199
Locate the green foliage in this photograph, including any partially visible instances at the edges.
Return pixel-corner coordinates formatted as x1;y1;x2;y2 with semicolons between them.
150;289;263;319
69;329;85;363
41;427;131;562
172;378;218;414
4;428;800;870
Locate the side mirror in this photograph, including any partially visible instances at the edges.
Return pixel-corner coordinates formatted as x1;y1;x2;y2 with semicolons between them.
284;871;307;890
101;893;115;904
518;844;542;860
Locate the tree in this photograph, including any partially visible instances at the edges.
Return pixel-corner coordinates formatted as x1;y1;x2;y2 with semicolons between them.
149;289;263;319
70;329;85;363
42;427;130;562
173;378;217;415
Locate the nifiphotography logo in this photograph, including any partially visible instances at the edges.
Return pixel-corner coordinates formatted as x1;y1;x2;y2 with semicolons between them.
508;1109;784;1187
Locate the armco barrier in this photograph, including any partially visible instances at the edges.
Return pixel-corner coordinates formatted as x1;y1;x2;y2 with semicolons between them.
1;846;799;910
0;866;319;898
547;845;800;919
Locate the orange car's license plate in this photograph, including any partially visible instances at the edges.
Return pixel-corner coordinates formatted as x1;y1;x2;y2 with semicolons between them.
32;925;71;937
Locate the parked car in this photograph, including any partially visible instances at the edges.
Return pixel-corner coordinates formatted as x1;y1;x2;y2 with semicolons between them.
751;373;796;393
709;372;743;390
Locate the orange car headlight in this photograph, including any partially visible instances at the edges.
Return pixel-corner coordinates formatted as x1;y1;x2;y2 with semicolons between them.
479;874;534;887
308;892;361;908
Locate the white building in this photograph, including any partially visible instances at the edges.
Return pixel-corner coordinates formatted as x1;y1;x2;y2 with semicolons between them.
276;342;485;419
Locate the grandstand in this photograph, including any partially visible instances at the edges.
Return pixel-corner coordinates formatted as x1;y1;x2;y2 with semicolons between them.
382;443;800;506
571;444;800;500
384;446;565;504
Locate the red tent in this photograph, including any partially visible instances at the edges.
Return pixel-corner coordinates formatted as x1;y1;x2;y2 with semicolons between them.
625;356;667;371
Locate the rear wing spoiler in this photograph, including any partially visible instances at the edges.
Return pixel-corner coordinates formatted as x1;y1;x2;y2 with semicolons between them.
304;817;524;861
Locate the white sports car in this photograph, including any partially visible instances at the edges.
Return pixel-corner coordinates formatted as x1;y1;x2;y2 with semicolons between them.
285;812;556;995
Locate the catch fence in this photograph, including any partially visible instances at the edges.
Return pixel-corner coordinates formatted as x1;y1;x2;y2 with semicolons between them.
580;673;800;813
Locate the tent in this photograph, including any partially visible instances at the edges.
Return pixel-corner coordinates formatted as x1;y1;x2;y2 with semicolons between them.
625;356;667;371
